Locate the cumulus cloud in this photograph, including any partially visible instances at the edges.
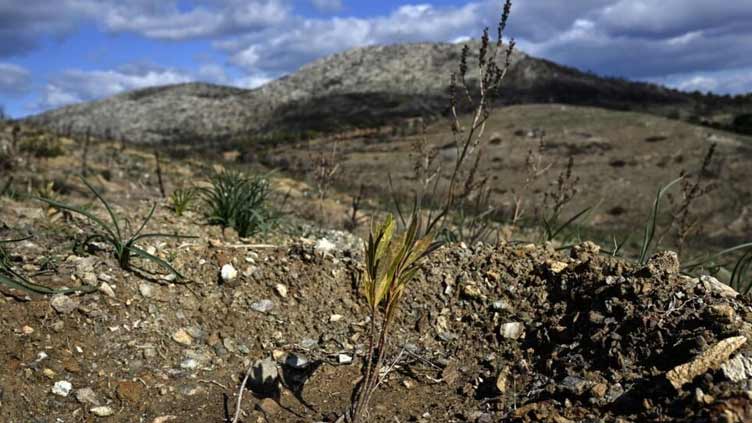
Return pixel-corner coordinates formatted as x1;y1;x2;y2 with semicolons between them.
97;0;289;40
222;2;487;74
0;63;31;96
38;65;193;109
651;68;752;95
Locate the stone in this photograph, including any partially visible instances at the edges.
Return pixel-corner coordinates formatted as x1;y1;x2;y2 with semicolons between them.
249;358;279;394
139;283;156;298
329;314;343;322
21;325;34;335
338;354;353;364
90;406;115;417
50;295;79;314
257;398;281;415
591;383;608;399
81;272;98;286
251;299;274;313
547;260;568;274
462;284;483;300
699;275;739;298
666;336;747;389
570;241;600;260
172;329;193;346
116;381;143;403
52;380;72;397
151;417;177;423
220;264;238;283
98;282;115;298
274;284;288;298
75;387;99;405
284;353;309;369
709;304;736;324
499;322;524;340
721;354;752;382
314;238;336;256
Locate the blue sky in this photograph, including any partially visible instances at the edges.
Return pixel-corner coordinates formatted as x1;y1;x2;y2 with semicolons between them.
1;0;752;118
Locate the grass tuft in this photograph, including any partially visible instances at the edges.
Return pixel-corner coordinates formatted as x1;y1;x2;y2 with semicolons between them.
202;170;275;237
38;178;195;279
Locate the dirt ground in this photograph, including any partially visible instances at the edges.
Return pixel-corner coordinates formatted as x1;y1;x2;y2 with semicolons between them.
2;122;752;423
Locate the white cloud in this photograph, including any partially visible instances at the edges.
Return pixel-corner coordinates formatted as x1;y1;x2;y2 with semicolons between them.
0;62;31;96
650;68;752;95
38;65;193;109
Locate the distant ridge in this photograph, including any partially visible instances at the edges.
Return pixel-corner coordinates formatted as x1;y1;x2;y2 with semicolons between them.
24;41;737;146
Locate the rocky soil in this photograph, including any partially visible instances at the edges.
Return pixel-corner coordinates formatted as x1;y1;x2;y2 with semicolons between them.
2;123;752;423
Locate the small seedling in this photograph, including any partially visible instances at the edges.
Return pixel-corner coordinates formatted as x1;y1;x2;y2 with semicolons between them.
349;213;440;422
39;178;194;278
170;187;196;217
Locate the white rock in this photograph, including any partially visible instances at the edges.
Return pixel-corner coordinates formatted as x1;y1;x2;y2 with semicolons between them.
139;283;155;298
721;353;752;382
250;299;274;313
172;329;193;346
338;354;353;364
314;238;336;255
221;264;238;282
180;358;199;370
499;322;524;340
98;282;115;298
284;353;310;369
75;387;99;405
90;406;114;417
50;295;79;314
52;380;72;397
275;284;288;298
329;314;343;322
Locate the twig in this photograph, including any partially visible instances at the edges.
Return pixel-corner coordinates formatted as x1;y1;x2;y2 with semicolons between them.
232;364;253;423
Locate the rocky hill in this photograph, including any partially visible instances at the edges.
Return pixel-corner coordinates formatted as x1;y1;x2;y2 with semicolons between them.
24;41;716;146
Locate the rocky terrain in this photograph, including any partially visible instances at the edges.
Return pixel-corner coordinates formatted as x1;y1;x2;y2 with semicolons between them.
3;111;752;423
24;41;746;147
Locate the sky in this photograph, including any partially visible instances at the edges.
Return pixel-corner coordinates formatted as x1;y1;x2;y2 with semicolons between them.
1;0;752;118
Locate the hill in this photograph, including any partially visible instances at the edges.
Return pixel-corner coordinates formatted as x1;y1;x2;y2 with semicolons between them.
24;41;745;146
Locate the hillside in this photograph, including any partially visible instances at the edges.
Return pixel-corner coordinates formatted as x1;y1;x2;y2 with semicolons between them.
23;41;724;146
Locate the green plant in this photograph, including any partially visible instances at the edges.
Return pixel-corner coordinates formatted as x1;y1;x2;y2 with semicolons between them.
349;213;440;422
38;178;194;278
638;176;684;264
170;187;196;217
202;170;274;237
0;237;94;295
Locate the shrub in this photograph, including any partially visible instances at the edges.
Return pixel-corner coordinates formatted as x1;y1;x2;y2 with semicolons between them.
39;178;194;278
202;170;274;237
19;135;64;158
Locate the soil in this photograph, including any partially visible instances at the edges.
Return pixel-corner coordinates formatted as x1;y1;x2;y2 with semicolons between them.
2;123;752;423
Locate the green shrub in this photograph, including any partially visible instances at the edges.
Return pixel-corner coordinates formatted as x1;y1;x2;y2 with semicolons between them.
19;136;64;158
202;170;274;237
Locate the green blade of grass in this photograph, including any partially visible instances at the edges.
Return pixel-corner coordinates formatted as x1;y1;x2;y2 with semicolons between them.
81;178;123;241
37;196;119;242
639;176;683;264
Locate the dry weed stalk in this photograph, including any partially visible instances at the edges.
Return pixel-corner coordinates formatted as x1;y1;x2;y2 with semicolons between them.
669;143;718;253
344;184;367;232
403;0;515;241
511;135;551;224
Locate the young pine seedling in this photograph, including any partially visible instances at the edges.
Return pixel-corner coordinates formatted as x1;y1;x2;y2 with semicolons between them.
349;213;441;422
39;178;195;279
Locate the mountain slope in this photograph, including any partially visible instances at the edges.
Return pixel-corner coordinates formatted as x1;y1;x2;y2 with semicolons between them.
25;41;713;146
